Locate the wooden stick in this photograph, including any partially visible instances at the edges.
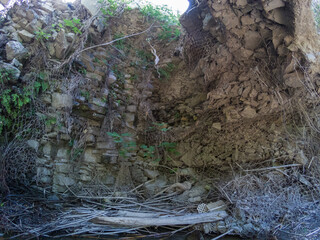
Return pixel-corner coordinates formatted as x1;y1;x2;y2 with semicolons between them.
92;211;228;227
211;229;234;240
244;164;301;172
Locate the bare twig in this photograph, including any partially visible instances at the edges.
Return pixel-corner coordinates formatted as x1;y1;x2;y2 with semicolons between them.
78;23;154;54
211;229;234;240
244;164;301;172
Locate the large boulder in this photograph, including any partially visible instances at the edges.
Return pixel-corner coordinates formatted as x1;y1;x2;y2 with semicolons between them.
5;41;28;61
81;0;100;16
52;93;73;109
18;30;35;43
54;29;69;59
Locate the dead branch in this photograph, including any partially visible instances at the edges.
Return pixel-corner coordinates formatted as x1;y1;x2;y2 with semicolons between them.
92;211;228;227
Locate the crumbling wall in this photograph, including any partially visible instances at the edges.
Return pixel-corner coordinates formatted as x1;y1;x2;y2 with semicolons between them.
146;0;320;176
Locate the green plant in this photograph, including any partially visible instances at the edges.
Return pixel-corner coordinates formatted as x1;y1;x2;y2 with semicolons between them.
140;144;156;158
34;72;49;94
152;122;171;132
93;57;101;63
159;141;179;156
113;33;126;50
35;29;51;41
45;117;57;126
107;132;136;157
158;63;175;80
0;68;13;84
63;18;82;35
80;90;90;101
112;66;125;83
134;49;153;69
98;0;133;20
78;67;87;75
140;3;181;41
0;69;49;135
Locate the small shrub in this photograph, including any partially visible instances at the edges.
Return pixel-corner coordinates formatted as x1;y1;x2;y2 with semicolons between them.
35;29;51;41
0;70;49;135
63;18;82;35
107;132;136;157
98;0;133;22
140;3;181;41
158;63;175;80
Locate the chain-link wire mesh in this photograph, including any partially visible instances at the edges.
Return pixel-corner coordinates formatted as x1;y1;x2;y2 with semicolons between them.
0;101;46;193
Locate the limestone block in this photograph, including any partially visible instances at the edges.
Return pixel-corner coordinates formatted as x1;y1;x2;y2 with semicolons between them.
222;10;240;30
189;196;201;203
85;134;95;143
18;30;35;43
0;0;10;5
6;41;28;61
42;143;52;156
266;8;289;25
127;105;137;112
188;185;206;198
144;169;160;179
66;33;75;42
92;98;107;108
55;163;72;174
36;158;49;165
272;26;286;49
144;176;167;195
212;122;222;130
107;72;117;85
202;13;214;31
80;53;95;72
55;29;68;59
241;106;257;118
244;31;261;50
81;0;100;15
53;174;75;186
37;167;51;176
86;72;102;81
180;150;197;167
224;106;241;122
40;3;55;13
27;140;39;152
25;19;43;33
96;141;115;149
101;88;109;98
84;148;99;163
80;174;92;181
125;113;135;123
236;0;247;7
10;59;23;69
26;9;38;21
263;0;285;12
241;15;254;25
56;148;69;159
52;2;69;11
89;104;107;114
46;42;55;56
17;18;29;29
52;93;73;109
284;72;304;88
39;176;51;184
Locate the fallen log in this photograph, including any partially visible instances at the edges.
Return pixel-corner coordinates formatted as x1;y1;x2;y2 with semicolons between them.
91;211;228;227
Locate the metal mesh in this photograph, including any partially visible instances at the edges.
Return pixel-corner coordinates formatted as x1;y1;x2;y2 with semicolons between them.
0;101;46;192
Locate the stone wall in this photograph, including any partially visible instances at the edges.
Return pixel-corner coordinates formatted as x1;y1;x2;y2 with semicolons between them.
0;0;319;196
